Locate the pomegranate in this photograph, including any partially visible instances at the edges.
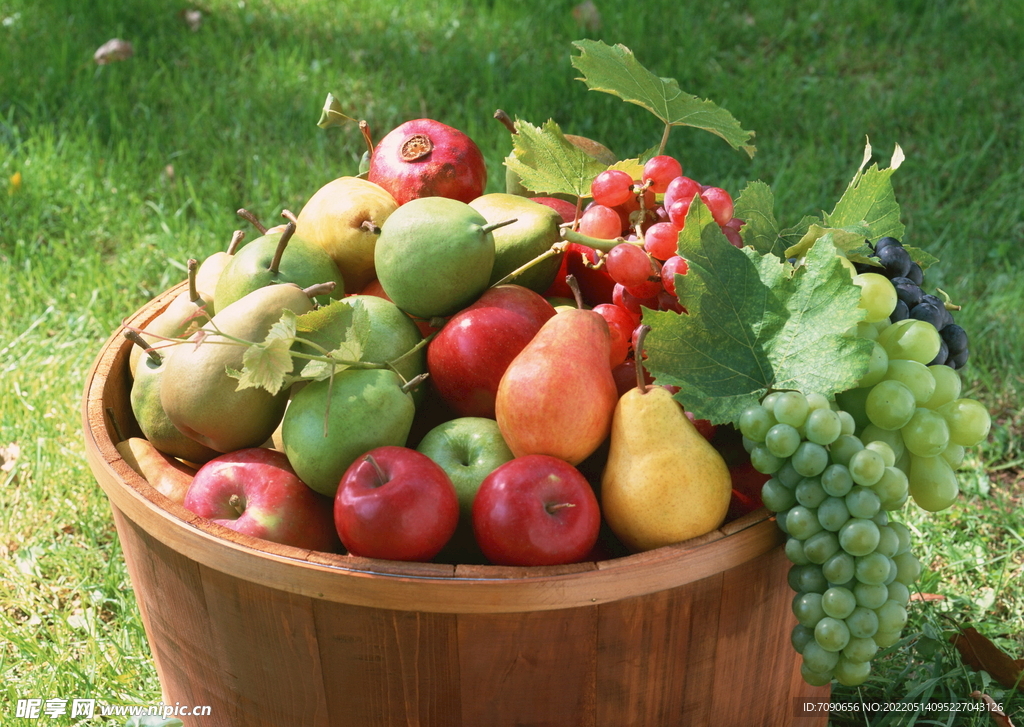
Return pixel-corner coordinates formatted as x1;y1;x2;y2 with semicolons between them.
368;118;487;206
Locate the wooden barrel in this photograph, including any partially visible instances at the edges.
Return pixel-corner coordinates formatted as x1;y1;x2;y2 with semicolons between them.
82;284;830;726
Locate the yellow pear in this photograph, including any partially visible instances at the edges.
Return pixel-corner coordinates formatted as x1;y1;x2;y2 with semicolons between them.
601;382;732;553
294;176;398;292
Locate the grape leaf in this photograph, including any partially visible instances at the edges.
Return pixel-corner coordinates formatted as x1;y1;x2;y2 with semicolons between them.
905;244;939;270
317;92;356;129
227;310;298;395
734;181;784;257
645;199;872;424
294;299;368;381
824;140;905;242
785;223;875;264
606;157;645;181
571;39;756;158
504;118;607;197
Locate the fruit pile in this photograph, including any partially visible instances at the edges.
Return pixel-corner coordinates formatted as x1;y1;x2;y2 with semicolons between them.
112;39;992;691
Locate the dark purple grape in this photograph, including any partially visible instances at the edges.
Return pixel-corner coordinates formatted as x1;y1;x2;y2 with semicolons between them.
909;301;948;329
890;299;910;322
854;261;876;275
920;295;955;328
878;244;912;278
891;277;923;307
874;236;901;252
928;339;949;367
940;324;968;355
949;348;969;369
907;262;924;286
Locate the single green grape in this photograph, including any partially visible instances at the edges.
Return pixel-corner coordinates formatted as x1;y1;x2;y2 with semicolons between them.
864;440;896;468
845;486;881;519
821;464;854;497
881;319;941;364
761;478;797;512
830;435;865;467
844;606;879;639
883;359;936;404
765;423;802;458
860;424;906;462
822;551;856;584
739;405;774;442
888;521;912;555
941;442;966;469
855;552;892;585
806;408;842;446
806;392;831;412
865;379;917;430
853;582;889;610
776;461;803;488
901;407;951;457
908;455;959;512
761;392;781;413
817;496;851;532
793;591;827;628
874;525;900;558
795;477;828;509
857;341;889;388
792;624;816;653
814;616;852;652
887;581;911;607
800;663;834;687
803;640;841;673
821;586;857;619
839;518;880;557
852;272;897;323
834;656;872;686
870;509;889;527
750;445;785;474
924;364;962;409
838;411;857;436
789;564;829;594
875;599;908;632
872;466;910;511
792;441;829;477
938;398;992;447
843;636;879;663
804;531;841;564
848;448;886;486
786;536;811;565
786;506;824;540
892;552;922;585
774;391;810;427
873;629;903;648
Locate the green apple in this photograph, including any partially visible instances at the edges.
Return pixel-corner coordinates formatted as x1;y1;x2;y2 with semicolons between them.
416;417;515;561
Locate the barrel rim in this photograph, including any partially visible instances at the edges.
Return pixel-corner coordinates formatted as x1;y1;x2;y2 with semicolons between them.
82;283;783;613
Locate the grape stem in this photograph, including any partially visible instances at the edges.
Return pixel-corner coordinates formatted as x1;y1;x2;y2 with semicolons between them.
560;227;630;254
657;123;671;157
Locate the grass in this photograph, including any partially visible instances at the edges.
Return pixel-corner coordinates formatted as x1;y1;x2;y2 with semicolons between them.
1;0;1022;724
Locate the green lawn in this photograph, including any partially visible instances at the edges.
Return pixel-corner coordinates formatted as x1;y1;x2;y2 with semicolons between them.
2;0;1022;724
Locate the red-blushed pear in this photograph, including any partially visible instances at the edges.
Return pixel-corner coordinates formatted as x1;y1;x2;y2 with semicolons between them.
495;308;618;465
471;454;601;566
183;447;341;552
334;446;459;562
427;285;556;418
115;437;197;505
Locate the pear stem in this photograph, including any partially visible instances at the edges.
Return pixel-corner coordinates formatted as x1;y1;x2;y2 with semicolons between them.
364;454;388;488
401;372;430;395
494;109;517;135
634;325;652;394
360;219;381;235
565;274;585;310
302;281;336;299
187;258;200;303
281;209;299;227
490;241;567;288
123;329;162;367
480;218;518;235
226;229;245;255
237;208;267;235
359;120;374;157
268;221;295;274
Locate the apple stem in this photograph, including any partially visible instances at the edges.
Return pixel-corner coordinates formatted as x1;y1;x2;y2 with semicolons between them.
228;493;246;516
565;274;585;310
123;329;162;367
480;218;518;236
364;454;388;488
268;221;295;274
361;219;381;235
187;258;200;303
237;208;267;235
493;109;517;135
226;229;245;255
490;241;567;288
359;120;374;157
546;502;576;514
401;372;430;395
634;325;651;394
303;281;337;300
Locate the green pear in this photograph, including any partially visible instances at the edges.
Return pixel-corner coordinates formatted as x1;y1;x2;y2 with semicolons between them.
294;176;398;292
374;196;512;319
295;294;427;405
469;193;563;293
160;283;317;453
281;368;416;497
214;221;345;311
600;376;732;553
130;258;210;378
127;331;220;465
194;229;245;316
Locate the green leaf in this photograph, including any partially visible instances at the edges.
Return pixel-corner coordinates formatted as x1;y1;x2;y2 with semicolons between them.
905;244;939;270
504;118;607;197
571;39;756;158
227;310;297;395
733;181;785;257
645;199;872;425
317;92;356;129
824;140;905;242
784;223;874;263
294;299;368;381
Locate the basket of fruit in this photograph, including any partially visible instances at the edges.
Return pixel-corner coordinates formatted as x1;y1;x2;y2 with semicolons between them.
82;41;988;726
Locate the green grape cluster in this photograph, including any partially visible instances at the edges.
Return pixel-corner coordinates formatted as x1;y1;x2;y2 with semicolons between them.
740;391;922;687
840;276;992;512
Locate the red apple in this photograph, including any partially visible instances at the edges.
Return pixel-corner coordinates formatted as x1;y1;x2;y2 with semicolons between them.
183;448;341;552
427;284;555;418
334;446;459;562
543;242;616;307
530;196;578;225
472;455;601;566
